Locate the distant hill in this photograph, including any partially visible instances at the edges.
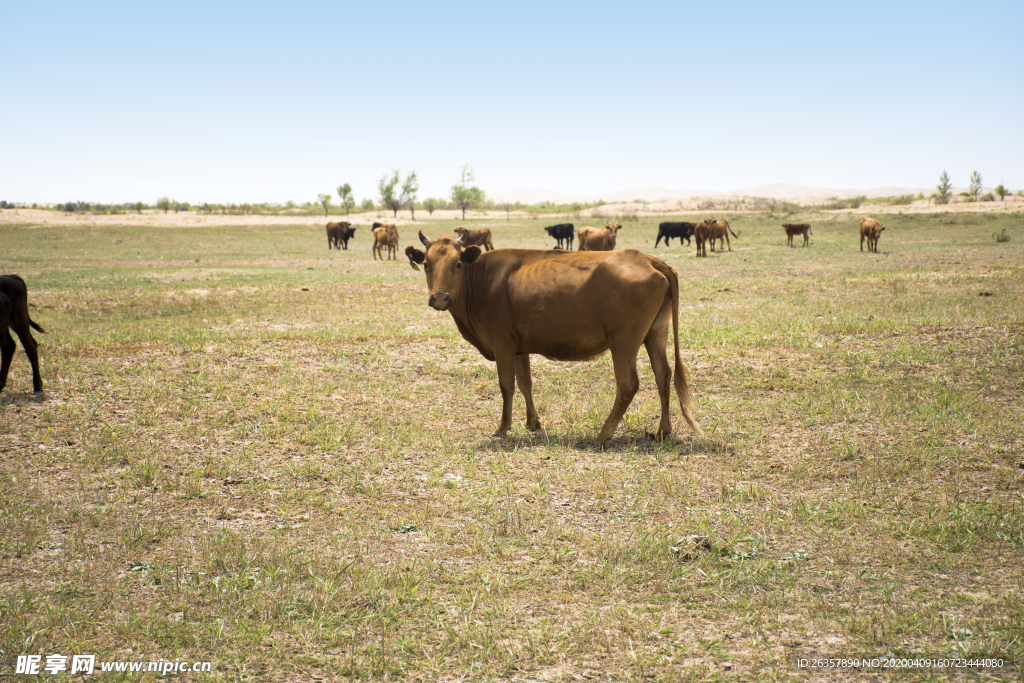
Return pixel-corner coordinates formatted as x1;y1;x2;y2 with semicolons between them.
489;184;933;204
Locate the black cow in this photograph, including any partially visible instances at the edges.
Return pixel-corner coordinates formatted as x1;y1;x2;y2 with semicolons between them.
655;222;697;247
0;275;45;394
326;222;357;250
543;223;575;250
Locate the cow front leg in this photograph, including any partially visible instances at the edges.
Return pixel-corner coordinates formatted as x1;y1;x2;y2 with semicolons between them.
516;354;541;431
492;350;517;436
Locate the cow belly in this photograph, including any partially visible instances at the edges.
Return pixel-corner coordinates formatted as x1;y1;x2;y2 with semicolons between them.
537;341;610;362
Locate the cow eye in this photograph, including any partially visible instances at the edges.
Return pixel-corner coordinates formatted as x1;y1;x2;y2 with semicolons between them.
455;262;461;269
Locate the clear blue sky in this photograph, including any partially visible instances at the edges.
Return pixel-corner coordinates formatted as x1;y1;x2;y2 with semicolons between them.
2;0;1021;204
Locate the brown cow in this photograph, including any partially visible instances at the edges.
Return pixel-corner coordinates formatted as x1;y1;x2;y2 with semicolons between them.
782;223;811;247
577;223;621;251
0;275;45;394
326;221;356;250
859;218;885;252
373;224;399;260
704;218;737;251
453;227;494;251
405;233;702;446
694;221;710;257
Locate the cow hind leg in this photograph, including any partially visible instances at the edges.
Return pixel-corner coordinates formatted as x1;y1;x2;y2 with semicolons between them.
644;312;673;439
515;354;541;431
0;330;15;392
16;327;42;393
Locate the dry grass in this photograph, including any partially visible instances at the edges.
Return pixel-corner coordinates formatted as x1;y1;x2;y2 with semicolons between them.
1;212;1023;681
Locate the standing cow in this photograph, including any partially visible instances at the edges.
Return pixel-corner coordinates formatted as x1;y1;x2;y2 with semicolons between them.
655;222;697;248
578;224;621;251
326;222;356;250
453;227;494;251
860;218;885;252
704;218;737;252
543;223;575;250
782;223;811;247
694;221;710;257
405;233;702;445
0;275;45;394
373;224;399;260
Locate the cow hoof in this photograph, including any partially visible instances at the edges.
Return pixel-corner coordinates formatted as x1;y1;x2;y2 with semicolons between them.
489;431;506;438
527;423;543;432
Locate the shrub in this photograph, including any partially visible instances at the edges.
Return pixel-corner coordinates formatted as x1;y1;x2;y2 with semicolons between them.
993;229;1011;243
981;193;994;202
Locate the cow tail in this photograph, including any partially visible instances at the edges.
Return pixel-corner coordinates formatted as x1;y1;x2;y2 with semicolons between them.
30;319;45;333
728;223;738;238
661;263;703;436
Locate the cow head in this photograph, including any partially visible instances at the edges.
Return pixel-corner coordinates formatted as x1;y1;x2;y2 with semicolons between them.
606;223;622;234
406;231;481;311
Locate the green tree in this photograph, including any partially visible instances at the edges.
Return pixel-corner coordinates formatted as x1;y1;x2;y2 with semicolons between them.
134;201;146;214
318;193;332;217
361;198;375;211
378;171;401;215
156;197;172;213
995;184;1008;202
337;183;354;215
423;197;439;215
450;165;485;220
378;170;418;217
936;170;952;205
402;171;419;219
969;171;982;202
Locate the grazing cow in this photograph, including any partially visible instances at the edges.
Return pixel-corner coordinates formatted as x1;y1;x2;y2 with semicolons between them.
859;218;885;252
782;223;811;247
0;275;45;394
543;223;575;250
453;227;494;251
694;221;711;257
578;224;621;251
373;224;399;260
326;221;356;250
405;233;702;445
655;221;697;247
704;218;737;252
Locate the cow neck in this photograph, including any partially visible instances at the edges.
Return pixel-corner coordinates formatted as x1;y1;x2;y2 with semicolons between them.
451;261;481;342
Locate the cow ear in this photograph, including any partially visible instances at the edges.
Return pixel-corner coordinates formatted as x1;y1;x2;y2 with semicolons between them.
460;246;482;265
418;231;431;247
406;246;425;270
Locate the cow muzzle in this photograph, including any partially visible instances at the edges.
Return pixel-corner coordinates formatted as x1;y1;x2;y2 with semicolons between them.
429;291;453;311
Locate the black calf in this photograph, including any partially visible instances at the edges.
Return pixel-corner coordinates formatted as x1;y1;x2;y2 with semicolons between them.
0;275;45;394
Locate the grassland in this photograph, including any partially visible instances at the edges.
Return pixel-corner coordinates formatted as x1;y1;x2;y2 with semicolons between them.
1;211;1023;681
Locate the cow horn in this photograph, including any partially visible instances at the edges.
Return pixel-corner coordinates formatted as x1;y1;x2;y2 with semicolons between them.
419;231;431;247
455;232;467;247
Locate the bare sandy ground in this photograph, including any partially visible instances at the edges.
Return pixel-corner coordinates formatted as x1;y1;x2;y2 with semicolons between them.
2;195;1021;228
581;195;1024;218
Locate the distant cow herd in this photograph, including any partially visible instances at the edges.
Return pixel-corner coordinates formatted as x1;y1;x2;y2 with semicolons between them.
324;216;890;258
